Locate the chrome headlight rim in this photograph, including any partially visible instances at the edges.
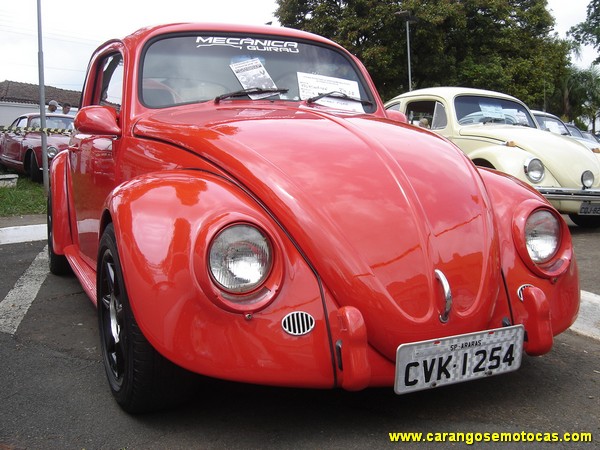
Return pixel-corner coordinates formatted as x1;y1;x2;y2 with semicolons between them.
581;170;594;189
512;200;572;278
524;209;561;264
194;217;284;314
46;145;59;159
524;157;545;183
208;223;273;295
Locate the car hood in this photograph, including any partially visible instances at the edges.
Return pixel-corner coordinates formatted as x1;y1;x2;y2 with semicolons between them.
459;125;600;186
135;105;502;358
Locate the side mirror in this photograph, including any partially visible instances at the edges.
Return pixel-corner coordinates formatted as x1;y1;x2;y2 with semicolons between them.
74;105;121;136
386;109;408;124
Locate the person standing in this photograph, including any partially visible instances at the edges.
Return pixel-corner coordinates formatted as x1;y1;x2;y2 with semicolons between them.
47;100;59;113
61;102;71;115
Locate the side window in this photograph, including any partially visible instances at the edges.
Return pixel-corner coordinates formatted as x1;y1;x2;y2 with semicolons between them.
431;101;447;130
96;53;123;112
406;100;436;128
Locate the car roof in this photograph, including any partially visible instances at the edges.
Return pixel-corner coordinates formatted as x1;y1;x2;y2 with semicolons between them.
531;109;559;119
387;86;521;103
18;113;73;119
104;22;345;54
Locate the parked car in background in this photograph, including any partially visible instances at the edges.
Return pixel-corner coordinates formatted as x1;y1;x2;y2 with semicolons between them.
49;24;580;413
531;109;600;153
385;87;600;227
581;130;600;143
0;113;73;182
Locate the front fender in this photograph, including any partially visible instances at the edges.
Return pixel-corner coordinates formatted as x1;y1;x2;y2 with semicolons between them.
478;168;580;354
466;142;561;186
49;150;73;254
106;170;337;387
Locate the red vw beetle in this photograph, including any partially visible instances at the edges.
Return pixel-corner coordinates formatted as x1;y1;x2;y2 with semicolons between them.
0;113;73;182
48;23;579;413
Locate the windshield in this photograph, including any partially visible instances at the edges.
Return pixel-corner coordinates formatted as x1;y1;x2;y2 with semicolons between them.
534;114;570;135
141;33;374;112
454;95;536;128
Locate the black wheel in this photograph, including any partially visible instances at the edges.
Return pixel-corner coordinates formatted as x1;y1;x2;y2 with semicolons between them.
568;214;600;228
47;194;72;275
29;153;42;183
97;224;197;413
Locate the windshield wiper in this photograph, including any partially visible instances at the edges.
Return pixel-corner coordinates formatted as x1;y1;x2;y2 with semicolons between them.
214;87;289;104
306;91;373;106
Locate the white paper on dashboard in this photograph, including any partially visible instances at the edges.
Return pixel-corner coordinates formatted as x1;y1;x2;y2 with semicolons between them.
297;72;363;112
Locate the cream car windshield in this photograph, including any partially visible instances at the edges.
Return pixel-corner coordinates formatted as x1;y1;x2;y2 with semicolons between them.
455;95;537;128
140;34;374;112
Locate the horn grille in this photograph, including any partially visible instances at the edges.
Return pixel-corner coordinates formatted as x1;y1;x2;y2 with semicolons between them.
281;311;315;336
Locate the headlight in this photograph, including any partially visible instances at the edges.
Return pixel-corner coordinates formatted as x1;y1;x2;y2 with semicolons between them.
524;210;560;264
581;170;594;188
46;146;59;159
209;224;272;294
524;158;544;183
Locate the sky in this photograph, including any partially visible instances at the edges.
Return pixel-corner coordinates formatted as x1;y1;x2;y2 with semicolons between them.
0;0;597;93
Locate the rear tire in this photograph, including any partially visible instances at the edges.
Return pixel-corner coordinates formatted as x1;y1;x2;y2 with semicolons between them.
97;224;198;413
568;214;600;228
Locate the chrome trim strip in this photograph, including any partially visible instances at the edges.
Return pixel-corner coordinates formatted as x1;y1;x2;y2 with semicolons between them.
535;187;600;201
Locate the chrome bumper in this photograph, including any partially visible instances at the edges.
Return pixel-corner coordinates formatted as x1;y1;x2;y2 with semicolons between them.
535;187;600;201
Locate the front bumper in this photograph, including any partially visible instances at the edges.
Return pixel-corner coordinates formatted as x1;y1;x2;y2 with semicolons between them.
536;187;600;202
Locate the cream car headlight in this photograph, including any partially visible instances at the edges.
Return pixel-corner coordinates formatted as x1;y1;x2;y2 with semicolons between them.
581;170;594;188
524;157;545;183
524;210;560;264
208;224;273;294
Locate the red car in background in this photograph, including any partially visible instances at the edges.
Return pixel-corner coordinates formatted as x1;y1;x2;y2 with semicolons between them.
0;113;73;182
48;23;580;413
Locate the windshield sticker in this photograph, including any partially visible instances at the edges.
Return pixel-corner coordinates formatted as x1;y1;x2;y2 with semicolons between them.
197;37;299;53
479;103;505;119
297;72;363;112
230;58;278;99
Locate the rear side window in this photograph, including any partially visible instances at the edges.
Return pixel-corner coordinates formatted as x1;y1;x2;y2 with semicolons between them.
405;100;447;130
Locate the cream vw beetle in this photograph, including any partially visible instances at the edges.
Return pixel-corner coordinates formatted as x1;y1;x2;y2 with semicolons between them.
385;87;600;227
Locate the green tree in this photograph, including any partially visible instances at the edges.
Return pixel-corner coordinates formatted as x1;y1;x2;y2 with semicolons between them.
569;0;600;64
275;0;571;103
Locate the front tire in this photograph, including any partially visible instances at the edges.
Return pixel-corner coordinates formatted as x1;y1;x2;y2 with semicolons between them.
47;194;71;275
568;214;600;228
29;153;42;183
97;224;197;413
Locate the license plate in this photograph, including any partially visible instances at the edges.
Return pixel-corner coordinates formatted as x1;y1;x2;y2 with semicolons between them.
579;202;600;215
394;325;524;394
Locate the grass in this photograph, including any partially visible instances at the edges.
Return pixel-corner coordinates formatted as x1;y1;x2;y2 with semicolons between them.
0;174;47;217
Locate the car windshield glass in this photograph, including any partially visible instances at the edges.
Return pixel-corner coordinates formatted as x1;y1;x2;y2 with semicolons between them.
565;123;584;138
46;117;74;130
141;33;374;112
535;114;569;135
454;95;536;128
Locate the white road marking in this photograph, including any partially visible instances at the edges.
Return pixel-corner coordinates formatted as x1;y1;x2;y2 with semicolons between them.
0;224;46;245
572;291;600;341
0;246;49;335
